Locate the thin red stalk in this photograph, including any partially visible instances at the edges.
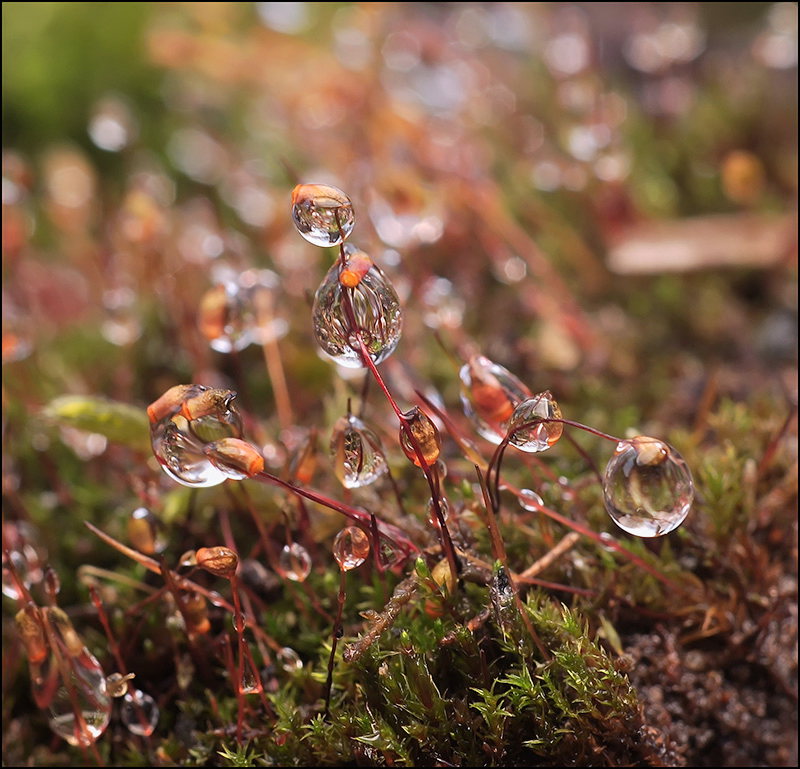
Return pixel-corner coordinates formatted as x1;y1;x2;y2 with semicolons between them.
324;569;347;719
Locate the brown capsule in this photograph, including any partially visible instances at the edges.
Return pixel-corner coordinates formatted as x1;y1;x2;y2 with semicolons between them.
287;430;318;485
127;507;160;555
15;604;48;664
195;546;239;579
180;388;237;421
399;406;441;467
197;284;231;342
179;591;210;636
106;672;136;698
147;384;204;424
204;437;265;478
46;606;84;657
630;436;670;467
339;249;374;289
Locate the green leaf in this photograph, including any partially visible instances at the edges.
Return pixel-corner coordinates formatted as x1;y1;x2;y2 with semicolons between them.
43;395;150;453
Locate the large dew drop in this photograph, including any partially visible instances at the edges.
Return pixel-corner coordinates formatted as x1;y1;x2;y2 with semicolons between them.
330;413;388;489
507;391;563;452
603;436;694;537
312;245;402;368
278;543;312;583
291;183;355;247
459;355;532;444
149;386;244;488
333;526;371;571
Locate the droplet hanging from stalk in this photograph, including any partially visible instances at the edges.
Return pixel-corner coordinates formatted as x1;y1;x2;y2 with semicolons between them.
459;355;532;444
398;406;441;467
332;526;370;571
291;183;355;247
120;689;159;737
330;412;388;489
312;244;403;368
602;436;694;537
507;391;563;453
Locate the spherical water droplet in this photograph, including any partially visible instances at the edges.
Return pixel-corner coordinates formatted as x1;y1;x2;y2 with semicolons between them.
291;183;355;247
277;646;303;672
121;689;159;737
330;413;388;488
333;526;370;571
151;415;229;488
278;543;312;582
2;521;46;599
459;355;532;444
603;436;693;537
198;283;253;353
312;246;403;368
518;488;544;512
399;407;441;467
507;391;563;453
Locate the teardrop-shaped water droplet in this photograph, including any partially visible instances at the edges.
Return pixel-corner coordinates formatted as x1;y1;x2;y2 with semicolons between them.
46;642;111;746
603;436;693;537
333;526;370;571
330;413;388;488
127;507;165;555
507;391;563;452
2;521;46;599
426;497;450;527
238;649;263;695
121;688;159;737
459;355;532;444
399;407;441;467
291;183;355;247
278;543;312;582
312;245;402;368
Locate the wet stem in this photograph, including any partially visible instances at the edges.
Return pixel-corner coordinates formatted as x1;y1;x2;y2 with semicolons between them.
334;242;459;585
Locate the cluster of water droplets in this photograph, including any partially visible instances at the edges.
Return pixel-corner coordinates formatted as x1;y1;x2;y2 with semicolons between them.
602;436;694;537
148;384;257;488
291;184;403;368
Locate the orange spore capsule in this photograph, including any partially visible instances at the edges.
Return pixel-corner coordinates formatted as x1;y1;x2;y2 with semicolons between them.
399;406;441;467
147;384;204;424
339;251;374;288
204;437;265;477
180;388;236;421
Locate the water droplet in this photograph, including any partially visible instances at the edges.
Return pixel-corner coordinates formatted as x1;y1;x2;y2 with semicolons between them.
178;591;210;636
459;355;531;444
121;689;159;737
603;436;693;537
399;407;441;467
2;521;46;599
127;507;165;555
507;391;563;452
333;526;370;571
518;488;544;511
312;245;403;368
198;283;253;353
149;386;243;488
291;183;355;247
287;430;318;485
426;497;450;527
278;543;312;582
330;413;388;488
277;646;303;672
45;620;111;746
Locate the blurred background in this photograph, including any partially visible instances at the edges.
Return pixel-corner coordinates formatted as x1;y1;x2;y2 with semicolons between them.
2;3;797;764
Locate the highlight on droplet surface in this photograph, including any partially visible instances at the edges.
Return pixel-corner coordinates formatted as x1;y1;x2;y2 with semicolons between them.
507;391;563;453
278;543;312;582
312;244;403;368
518;488;545;512
277;646;303;672
333;526;371;571
459;355;532;444
291;183;355;247
330;413;388;488
602;436;694;537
